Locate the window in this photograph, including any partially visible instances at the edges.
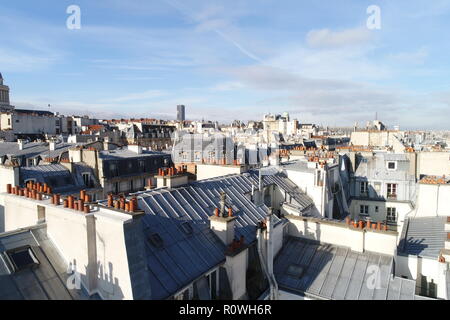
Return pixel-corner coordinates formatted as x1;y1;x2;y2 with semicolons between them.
148;233;164;248
360;181;368;195
387;161;397;170
387;183;397;199
109;162;119;177
387;207;397;223
180;222;193;235
129;180;134;192
114;182;119;194
82;173;92;188
286;264;304;278
139;160;146;172
375;206;379;213
6;246;40;272
360;205;369;215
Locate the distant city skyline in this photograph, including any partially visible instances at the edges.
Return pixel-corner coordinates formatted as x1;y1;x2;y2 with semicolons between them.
1;0;450;129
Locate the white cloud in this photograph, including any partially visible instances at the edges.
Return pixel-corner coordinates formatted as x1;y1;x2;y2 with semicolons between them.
387;47;429;65
210;81;244;91
108;90;167;102
306;27;373;48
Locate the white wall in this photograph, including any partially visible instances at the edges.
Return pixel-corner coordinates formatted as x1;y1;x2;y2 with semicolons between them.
0;166;18;193
196;164;245;181
3;194;43;231
417;152;450;178
0;192;137;300
284;168;325;217
349;199;414;225
395;254;448;299
225;249;248;300
415;184;450;217
287;215;398;255
10;113;58;134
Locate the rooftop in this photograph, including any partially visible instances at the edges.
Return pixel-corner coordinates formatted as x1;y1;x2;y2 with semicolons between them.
274;237;418;300
0;225;92;300
20;163;100;195
398;216;447;259
98;148;170;160
419;175;450;185
354;153;414;181
0;141;81;160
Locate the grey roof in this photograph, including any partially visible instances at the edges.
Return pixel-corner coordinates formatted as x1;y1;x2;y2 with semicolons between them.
97;169;313;299
138;214;226;299
0;225;91;300
274;237;417;300
134;176;276;244
354;153;415;182
282;161;316;174
20;163;100;194
0;141;80;160
127;171;312;244
398;216;447;258
99;148;169;160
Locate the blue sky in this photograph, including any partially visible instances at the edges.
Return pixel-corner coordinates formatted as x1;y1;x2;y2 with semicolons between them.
1;0;450;129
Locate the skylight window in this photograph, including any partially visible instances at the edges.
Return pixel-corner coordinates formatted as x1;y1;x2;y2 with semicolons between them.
180;222;193;235
6;246;40;272
286;264;304;279
148;233;164;248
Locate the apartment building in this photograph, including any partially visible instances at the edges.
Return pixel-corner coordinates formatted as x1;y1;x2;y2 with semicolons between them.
67;145;172;198
349;153;417;229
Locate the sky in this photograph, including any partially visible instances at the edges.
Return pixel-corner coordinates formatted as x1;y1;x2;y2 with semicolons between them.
1;0;450;129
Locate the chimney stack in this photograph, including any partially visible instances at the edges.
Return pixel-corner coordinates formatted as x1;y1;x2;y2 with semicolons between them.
17;139;25;150
209;193;236;246
128;144;143;154
49;139;56;151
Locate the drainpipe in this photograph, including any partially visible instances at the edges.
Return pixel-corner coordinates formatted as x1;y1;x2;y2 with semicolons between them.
436;184;440;216
259;169;263;192
256;207;279;300
321;167;327;218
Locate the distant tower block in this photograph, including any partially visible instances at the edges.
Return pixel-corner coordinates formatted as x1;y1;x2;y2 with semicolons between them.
177;105;185;121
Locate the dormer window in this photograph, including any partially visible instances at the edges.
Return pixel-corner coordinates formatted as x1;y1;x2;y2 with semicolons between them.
5;246;40;272
387;161;397;170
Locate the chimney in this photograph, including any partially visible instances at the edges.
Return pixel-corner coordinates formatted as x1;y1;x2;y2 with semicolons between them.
49;139;56;151
103;137;113;151
17;139;25;150
209;193;236;246
128;144;142;154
